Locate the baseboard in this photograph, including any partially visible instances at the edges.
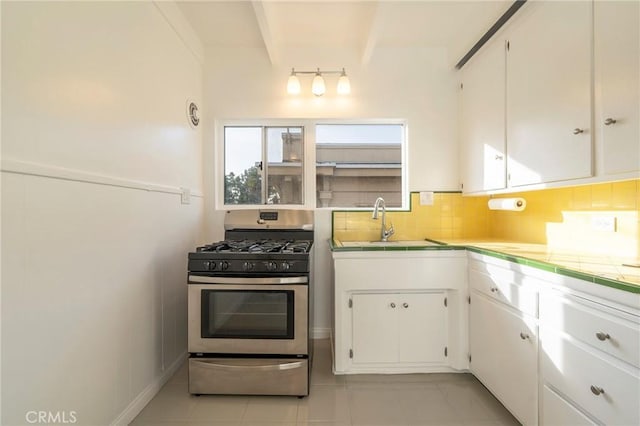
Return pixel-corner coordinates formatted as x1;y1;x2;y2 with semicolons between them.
111;351;188;426
312;327;331;339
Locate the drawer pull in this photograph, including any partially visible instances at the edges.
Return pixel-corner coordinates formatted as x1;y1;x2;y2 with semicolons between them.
192;360;303;372
402;303;409;308
519;332;530;340
595;332;610;341
490;287;499;293
390;303;396;308
590;385;605;396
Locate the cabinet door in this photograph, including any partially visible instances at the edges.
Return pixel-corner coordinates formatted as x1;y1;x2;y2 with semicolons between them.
470;292;538;425
596;1;640;174
398;293;447;363
460;36;506;193
506;1;592;186
351;293;398;363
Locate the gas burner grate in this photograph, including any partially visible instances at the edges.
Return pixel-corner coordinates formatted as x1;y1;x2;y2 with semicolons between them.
196;239;312;254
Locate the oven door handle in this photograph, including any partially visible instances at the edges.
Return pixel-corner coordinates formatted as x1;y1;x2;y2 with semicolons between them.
191;359;304;372
188;275;308;285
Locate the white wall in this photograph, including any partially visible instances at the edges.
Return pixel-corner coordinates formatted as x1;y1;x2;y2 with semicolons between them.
1;2;203;425
203;45;460;336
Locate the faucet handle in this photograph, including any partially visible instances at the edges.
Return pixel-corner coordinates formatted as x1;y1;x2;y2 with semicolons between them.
385;223;395;238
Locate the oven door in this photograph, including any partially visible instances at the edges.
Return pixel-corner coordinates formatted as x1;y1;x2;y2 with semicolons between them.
188;276;308;355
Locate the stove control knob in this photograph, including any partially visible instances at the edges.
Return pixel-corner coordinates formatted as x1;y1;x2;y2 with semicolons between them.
281;262;291;271
203;261;216;270
220;261;229;271
266;261;278;271
242;262;255;271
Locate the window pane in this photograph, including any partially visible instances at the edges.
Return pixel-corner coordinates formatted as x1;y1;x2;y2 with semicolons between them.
224;127;262;204
316;124;403;208
266;127;303;205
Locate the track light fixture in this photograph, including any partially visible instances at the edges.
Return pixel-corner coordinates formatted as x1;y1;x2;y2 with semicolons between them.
286;67;351;96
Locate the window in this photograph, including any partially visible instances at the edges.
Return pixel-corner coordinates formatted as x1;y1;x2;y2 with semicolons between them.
224;126;304;205
315;124;404;208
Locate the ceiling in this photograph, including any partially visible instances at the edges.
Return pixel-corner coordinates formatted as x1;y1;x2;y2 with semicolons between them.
176;1;514;66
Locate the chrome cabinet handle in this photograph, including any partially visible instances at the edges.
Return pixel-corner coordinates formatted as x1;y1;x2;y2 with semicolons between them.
390;303;396;308
519;332;530;340
573;128;584;135
596;332;610;341
403;303;409;308
590;385;605;396
604;118;617;126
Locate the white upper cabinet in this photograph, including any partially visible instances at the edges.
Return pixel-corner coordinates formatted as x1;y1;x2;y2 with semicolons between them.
506;1;593;187
460;36;507;193
595;0;640;175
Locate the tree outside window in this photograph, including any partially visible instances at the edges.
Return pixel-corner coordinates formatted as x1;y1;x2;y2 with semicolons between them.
224;126;304;205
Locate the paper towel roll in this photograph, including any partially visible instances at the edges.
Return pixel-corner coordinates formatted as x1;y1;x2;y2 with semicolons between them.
488;198;526;211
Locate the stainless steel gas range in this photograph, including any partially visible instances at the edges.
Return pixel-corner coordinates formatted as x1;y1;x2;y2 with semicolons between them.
187;209;314;397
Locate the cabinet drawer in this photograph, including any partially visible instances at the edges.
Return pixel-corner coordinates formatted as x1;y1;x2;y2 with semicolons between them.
469;269;538;317
541;294;640;367
189;357;308;396
542;385;596;426
541;330;640;425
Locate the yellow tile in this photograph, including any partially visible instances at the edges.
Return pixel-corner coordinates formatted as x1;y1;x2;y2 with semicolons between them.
572;185;592;210
332;212;347;230
612;179;637;210
554;187;573;210
616;212;639;237
591;183;612;209
422;214;440;228
440;216;453;230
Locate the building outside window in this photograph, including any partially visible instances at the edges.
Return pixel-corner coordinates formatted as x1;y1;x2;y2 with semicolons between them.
315;124;404;208
222;122;405;208
224;126;304;205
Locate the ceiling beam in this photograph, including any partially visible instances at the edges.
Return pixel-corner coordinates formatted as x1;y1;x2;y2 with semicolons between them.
251;1;279;65
361;1;384;65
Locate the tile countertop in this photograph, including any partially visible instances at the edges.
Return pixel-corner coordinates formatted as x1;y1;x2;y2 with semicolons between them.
330;238;640;294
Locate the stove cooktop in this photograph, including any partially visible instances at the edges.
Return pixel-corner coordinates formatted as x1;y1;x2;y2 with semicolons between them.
196;239;312;254
188;239;313;275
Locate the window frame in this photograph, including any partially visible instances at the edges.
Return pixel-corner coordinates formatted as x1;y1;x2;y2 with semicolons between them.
222;125;305;206
215;119;408;211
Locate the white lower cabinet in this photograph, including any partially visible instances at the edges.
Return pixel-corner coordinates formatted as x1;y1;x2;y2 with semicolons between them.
352;292;447;365
540;290;640;426
470;291;538;425
468;255;540;425
332;250;468;374
468;252;640;426
332;249;640;425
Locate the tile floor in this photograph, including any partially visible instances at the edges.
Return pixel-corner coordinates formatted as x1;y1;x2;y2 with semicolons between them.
130;339;520;426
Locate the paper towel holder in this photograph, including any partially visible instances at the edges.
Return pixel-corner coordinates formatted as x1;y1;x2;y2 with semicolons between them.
488;197;526;211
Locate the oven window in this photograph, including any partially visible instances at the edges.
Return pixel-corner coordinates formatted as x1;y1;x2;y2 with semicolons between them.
201;290;295;339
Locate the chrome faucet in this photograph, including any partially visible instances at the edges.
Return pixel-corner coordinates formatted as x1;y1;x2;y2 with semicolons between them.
372;197;395;242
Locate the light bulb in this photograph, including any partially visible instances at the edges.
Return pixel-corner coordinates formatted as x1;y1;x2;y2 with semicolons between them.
311;71;325;97
337;68;351;95
287;70;300;95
